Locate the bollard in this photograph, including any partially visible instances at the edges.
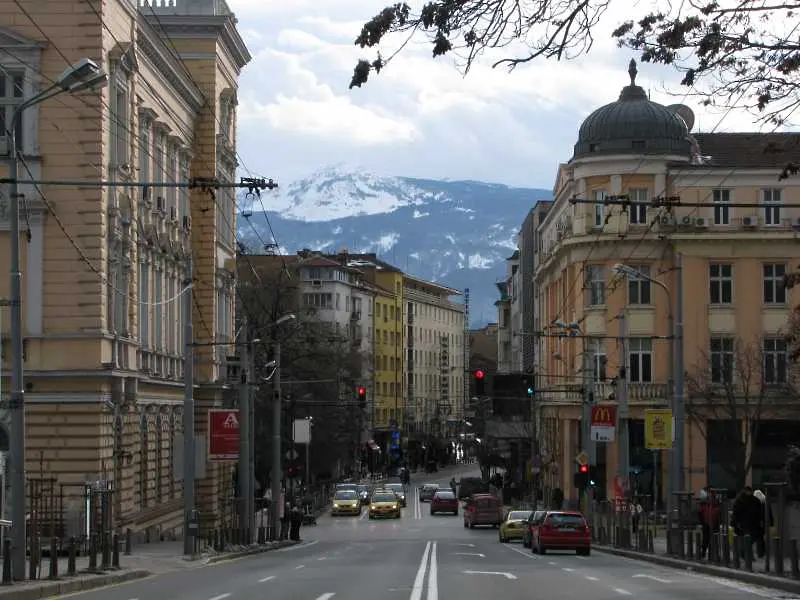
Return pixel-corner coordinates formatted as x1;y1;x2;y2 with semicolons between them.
2;538;11;584
722;531;730;566
732;535;741;570
67;538;76;576
695;531;702;561
687;528;694;558
648;529;654;553
29;537;37;581
744;535;753;571
774;537;784;576
125;528;132;556
48;538;58;580
112;534;120;569
791;539;799;579
88;535;98;572
102;532;111;570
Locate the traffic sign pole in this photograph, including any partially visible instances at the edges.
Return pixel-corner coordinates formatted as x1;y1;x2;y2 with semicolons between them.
238;319;251;542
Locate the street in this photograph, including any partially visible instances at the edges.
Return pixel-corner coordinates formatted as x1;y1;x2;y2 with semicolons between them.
67;467;798;600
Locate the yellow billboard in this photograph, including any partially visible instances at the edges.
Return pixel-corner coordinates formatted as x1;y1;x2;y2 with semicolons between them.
644;409;673;450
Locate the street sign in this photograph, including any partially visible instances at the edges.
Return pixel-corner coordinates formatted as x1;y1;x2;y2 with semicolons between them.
590;404;617;442
575;451;589;466
644;409;673;449
208;409;240;461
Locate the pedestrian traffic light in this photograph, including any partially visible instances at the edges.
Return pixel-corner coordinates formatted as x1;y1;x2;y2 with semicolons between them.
474;370;485;396
523;376;534;397
574;464;589;488
357;386;367;408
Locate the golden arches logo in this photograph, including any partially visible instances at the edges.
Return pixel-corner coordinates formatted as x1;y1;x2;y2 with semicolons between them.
593;407;612;423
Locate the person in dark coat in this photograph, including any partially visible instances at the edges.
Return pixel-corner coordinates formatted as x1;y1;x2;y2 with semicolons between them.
289;505;303;541
698;487;721;559
732;487;764;558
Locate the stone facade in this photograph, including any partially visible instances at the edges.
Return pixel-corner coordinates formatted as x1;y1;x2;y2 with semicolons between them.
0;0;250;538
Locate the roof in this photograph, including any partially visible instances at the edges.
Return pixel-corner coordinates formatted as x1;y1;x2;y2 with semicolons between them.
403;273;462;296
688;132;800;169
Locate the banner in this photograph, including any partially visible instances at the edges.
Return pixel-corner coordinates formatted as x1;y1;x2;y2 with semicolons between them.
644;409;673;450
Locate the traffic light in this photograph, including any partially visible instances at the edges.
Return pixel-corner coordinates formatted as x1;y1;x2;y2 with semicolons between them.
523;376;534;397
357;386;367;408
573;464;589;489
474;370;486;396
288;465;299;478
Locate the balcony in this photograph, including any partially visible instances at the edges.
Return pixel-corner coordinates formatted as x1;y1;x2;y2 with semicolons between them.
542;381;669;405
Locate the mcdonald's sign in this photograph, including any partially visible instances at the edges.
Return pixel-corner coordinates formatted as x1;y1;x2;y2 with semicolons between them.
590;405;617;443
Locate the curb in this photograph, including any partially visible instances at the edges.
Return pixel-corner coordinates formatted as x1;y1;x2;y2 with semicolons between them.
0;569;151;600
595;545;800;594
204;540;300;564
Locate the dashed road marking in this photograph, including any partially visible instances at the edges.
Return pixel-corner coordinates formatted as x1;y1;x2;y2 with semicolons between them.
548;561;557;566
316;594;336;600
454;552;485;557
613;588;632;596
585;576;599;581
501;544;540;560
259;576;275;583
562;567;575;572
295;564;305;570
318;556;328;561
632;574;672;584
209;594;231;600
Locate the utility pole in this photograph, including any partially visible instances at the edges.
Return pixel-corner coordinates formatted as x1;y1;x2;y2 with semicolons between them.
581;340;596;517
672;253;685;493
270;340;282;538
182;258;196;556
247;348;256;540
617;310;630;498
237;318;251;542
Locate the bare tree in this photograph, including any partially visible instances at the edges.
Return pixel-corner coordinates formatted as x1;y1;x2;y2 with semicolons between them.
237;257;370;481
684;338;798;490
351;1;800;132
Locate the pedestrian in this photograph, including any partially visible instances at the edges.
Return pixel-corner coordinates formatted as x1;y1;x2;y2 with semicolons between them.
289;504;303;541
280;501;291;540
697;487;721;559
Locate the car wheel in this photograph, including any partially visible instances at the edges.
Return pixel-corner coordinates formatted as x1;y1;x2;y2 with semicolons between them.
523;537;530;548
463;521;468;528
499;534;507;543
577;548;590;556
469;522;475;529
539;545;547;555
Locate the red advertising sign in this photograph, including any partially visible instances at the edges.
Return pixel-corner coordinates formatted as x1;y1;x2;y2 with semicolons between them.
208;409;240;461
590;404;617;426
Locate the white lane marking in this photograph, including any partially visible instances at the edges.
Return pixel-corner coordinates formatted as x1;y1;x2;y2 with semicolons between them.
613;589;632;596
409;541;432;600
454;543;475;547
318;556;328;561
632;574;672;584
689;574;788;598
501;544;540;560
360;509;369;520
562;567;575;572
209;594;231;600
463;571;518;580
548;561;557;566
428;541;438;600
259;576;275;583
454;552;485;557
585;576;599;581
295;564;305;570
316;595;336;600
277;539;319;552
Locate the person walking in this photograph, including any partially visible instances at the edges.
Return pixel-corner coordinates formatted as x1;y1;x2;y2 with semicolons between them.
289;504;303;542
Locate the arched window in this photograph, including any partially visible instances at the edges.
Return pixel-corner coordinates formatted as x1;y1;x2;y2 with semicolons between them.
155;413;163;502
169;411;177;499
139;413;149;508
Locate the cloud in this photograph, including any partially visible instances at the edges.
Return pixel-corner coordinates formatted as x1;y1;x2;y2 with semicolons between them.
229;0;787;188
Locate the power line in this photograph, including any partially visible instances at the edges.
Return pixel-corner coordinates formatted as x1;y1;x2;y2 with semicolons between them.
569;197;800;209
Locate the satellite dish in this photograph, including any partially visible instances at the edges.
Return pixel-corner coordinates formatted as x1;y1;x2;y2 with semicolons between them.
667;104;695;131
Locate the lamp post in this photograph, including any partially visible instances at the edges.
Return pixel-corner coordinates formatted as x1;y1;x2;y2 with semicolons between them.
268;313;296;539
7;58;107;580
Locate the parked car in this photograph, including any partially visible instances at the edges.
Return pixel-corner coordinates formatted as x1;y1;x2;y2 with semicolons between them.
530;511;591;555
499;509;533;543
463;493;502;528
522;510;548;548
430;490;459;515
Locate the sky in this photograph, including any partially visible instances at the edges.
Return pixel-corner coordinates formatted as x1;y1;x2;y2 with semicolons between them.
230;0;779;190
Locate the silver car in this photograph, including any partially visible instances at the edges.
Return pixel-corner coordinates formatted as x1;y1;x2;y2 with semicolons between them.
419;484;440;502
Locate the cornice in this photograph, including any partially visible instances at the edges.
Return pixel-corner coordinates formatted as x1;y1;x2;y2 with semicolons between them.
136;20;204;112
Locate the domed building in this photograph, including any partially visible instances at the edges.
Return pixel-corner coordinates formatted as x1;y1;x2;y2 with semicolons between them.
529;60;800;512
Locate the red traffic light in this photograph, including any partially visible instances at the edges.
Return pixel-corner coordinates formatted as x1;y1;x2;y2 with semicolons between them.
579;464;589;473
357;386;366;396
474;370;485;380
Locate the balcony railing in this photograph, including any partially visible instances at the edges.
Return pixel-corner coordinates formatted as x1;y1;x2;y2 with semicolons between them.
541;381;668;404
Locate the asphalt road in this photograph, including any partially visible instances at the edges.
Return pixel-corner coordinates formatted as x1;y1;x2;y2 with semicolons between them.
68;465;800;600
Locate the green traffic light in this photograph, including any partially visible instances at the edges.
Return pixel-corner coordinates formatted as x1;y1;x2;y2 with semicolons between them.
527;387;534;395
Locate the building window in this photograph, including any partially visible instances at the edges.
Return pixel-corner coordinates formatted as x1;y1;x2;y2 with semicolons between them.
709;263;733;305
179;153;190;220
589;339;607;382
139;414;149;508
627;264;652;305
763;263;787;304
712;189;731;225
763;337;787;384
138;260;149;347
166;143;178;215
593;189;606;227
628;188;648;225
110;68;129;166
154;265;163;350
628;338;652;383
585;265;605;306
303;293;333;309
762;188;782;226
710;337;734;384
0;71;24;154
155;414;163;502
154;131;165;209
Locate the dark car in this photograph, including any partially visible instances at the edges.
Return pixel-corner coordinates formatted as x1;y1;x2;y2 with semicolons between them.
419;484;440;502
430;490;459;515
457;477;488;500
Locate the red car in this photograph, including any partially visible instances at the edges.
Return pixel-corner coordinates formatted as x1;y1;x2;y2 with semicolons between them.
430;490;459;515
531;511;591;555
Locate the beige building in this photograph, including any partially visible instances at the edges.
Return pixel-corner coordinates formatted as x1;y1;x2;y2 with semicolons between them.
0;0;249;537
534;60;800;505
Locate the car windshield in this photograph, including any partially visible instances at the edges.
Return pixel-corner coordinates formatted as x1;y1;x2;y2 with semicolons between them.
334;491;357;500
373;494;396;503
336;485;357;492
435;491;455;500
388;484;404;493
508;511;532;521
424;484;439;490
549;514;585;527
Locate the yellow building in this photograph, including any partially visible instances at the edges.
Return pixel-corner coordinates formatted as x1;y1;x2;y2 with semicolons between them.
372;270;404;432
534;60;800;506
0;0;248;537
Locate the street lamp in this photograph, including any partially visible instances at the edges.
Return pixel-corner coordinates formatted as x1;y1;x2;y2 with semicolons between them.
612;263;683;512
269;313;296;539
7;58;107;580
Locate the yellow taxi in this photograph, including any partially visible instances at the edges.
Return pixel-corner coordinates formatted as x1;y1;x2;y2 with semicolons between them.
499;509;533;543
368;490;402;519
331;489;361;516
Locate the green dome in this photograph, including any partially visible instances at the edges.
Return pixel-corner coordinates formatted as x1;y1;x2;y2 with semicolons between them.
573;60;692;159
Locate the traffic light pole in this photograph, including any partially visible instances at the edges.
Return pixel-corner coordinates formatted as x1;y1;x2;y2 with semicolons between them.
270;339;282;539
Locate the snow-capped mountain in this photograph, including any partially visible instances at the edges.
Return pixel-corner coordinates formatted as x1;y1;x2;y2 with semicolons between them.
237;166;551;325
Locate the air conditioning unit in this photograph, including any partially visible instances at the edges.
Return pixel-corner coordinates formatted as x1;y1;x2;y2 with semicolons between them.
694;217;709;228
657;215;675;228
155;196;165;213
742;215;758;227
680;215;693;227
